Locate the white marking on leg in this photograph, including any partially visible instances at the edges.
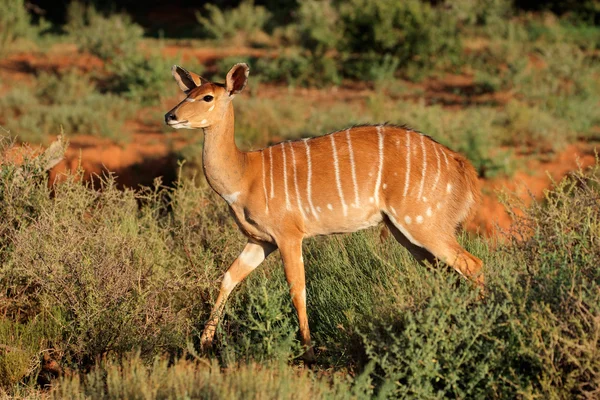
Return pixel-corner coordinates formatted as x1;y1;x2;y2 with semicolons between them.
221;272;235;292
327;203;333;210
269;147;274;199
281;143;291;210
403;130;411;198
416;215;423;224
261;151;269;213
289;142;306;218
417;134;427;201
239;242;268;267
303;139;319;220
222;191;240;204
346;129;360;208
426;207;432;217
330;134;348;216
404;215;412;224
388;214;423;247
374;125;385;206
431;143;442;193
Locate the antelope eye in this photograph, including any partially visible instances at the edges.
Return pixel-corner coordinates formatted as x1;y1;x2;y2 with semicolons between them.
203;95;214;102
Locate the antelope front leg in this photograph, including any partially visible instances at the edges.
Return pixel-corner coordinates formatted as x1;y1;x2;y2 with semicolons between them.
279;238;315;363
201;240;276;350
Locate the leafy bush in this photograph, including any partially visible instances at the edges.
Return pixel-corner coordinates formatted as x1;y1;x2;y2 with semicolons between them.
0;70;134;143
0;0;49;56
196;0;271;45
338;0;462;79
65;1;144;61
108;51;178;106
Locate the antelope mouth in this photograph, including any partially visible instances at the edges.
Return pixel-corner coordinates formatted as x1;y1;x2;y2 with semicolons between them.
167;120;190;129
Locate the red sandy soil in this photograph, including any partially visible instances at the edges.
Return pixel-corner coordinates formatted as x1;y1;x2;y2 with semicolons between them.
1;45;598;237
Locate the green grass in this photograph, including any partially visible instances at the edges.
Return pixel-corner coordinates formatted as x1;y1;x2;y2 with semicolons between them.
1;139;599;398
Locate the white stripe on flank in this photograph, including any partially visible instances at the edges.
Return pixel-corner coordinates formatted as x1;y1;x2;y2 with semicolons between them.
303;139;319;220
374;125;385;206
403;130;411;198
288;142;306;219
281;143;291;210
269;147;274;199
417;134;427;201
441;147;450;191
261;151;269;213
431;143;442;193
330;134;348;216
346;129;360;208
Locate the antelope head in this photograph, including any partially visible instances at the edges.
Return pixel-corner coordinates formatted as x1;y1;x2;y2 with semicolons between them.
164;63;249;129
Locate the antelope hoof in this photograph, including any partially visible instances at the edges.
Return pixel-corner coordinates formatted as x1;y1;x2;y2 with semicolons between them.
200;332;215;352
302;347;316;366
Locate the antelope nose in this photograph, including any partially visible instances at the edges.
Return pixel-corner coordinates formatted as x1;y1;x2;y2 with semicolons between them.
165;112;177;124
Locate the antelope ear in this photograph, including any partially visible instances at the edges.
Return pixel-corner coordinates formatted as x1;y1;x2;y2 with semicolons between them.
225;63;249;96
171;65;206;93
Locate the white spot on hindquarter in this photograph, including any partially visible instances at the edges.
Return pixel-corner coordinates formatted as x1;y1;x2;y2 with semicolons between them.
447;183;453;193
388;214;423;247
303;139;319;220
417;134;427;201
369;197;374;203
383;183;387;190
422;196;427;202
327;203;333;210
261;151;269;213
403;130;411;197
416;215;423;224
426;207;432;217
281;143;291;210
223;191;240;204
346;129;360;208
404;215;412;224
330;134;348;216
289;142;306;219
374;125;385;206
269;147;274;199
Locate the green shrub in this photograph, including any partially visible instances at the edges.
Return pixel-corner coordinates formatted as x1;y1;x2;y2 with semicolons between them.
108;51;178;106
338;0;462;79
196;0;271;45
0;70;134;143
65;1;144;61
0;0;49;56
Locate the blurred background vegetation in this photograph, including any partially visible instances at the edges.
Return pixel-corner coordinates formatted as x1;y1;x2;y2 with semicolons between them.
1;0;600;398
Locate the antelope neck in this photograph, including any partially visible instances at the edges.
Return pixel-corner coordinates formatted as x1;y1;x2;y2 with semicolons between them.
201;103;247;197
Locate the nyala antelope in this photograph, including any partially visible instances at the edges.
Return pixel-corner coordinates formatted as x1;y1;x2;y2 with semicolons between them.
165;63;484;362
